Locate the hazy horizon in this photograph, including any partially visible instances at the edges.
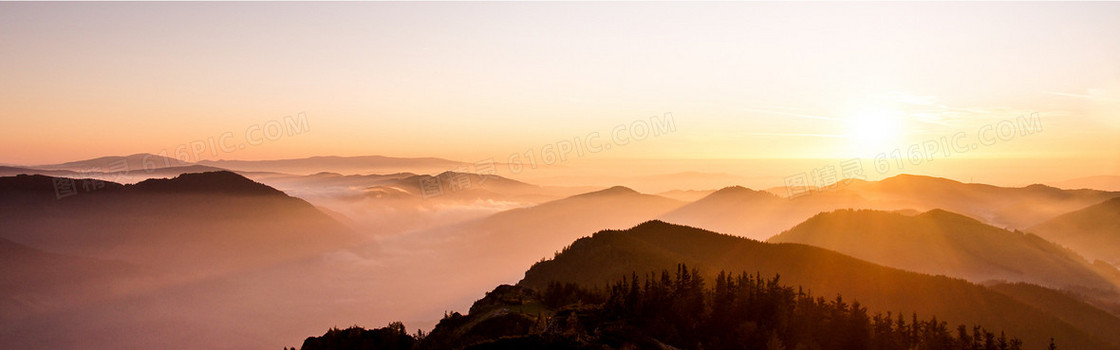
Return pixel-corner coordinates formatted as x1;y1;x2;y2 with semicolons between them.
3;2;1119;185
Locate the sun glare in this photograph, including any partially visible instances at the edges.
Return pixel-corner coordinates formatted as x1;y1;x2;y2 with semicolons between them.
847;108;906;153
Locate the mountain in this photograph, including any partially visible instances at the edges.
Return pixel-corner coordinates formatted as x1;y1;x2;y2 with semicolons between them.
661;175;1119;242
988;282;1120;347
406;186;686;272
375;171;554;202
243;170;584;236
768;209;1120;297
0;166;83;178
245;170;554;200
33;153;189;172
1049;175;1120;191
527;171;750;194
1029;197;1120;266
659;185;880;240
338;186;686;327
0;164;228;184
19;184;679;350
0;171;358;275
299;278;1035;350
0;171;368;349
837;174;1120;229
433;186;685;267
197;155;467;175
127;170;285;195
520;221;1116;349
658;186;785;240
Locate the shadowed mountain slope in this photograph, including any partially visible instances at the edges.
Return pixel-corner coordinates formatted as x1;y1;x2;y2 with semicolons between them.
520;221;1116;349
1029;197;1120;266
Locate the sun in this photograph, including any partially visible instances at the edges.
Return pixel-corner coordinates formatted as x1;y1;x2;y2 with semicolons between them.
847;107;906;153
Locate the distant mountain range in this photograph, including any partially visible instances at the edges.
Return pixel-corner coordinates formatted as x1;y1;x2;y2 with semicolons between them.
245;169;572;203
655;188;716;202
660;174;1120;241
198;155;469;175
529;171;752;193
32;153;188;172
837;174;1119;229
25;153;470;175
0;164;227;184
10;153;481;182
241;170;592;236
1049;175;1120;191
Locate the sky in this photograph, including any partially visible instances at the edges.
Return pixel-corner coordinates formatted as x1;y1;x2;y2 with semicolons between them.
1;2;1118;178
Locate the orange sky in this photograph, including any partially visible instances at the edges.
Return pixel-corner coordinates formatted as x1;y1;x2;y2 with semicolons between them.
1;2;1118;179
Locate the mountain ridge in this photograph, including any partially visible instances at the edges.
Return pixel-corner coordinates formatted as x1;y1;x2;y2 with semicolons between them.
768;209;1120;297
1030;197;1120;266
519;220;1117;349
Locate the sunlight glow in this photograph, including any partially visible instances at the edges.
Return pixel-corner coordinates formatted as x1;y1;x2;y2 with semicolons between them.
847;107;906;153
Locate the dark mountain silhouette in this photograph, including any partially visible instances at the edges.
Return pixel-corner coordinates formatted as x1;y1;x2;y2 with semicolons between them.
121;164;227;177
0;166;83;178
1029;197;1120;266
0;173;128;198
300;275;1033;350
0;164;228;183
0;171;358;275
300;324;415;350
129;170;286;195
520;221;1116;349
768;209;1120;296
988;282;1120;347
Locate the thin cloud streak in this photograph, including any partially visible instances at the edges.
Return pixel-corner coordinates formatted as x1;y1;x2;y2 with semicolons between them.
740;107;844;122
738;132;848;138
